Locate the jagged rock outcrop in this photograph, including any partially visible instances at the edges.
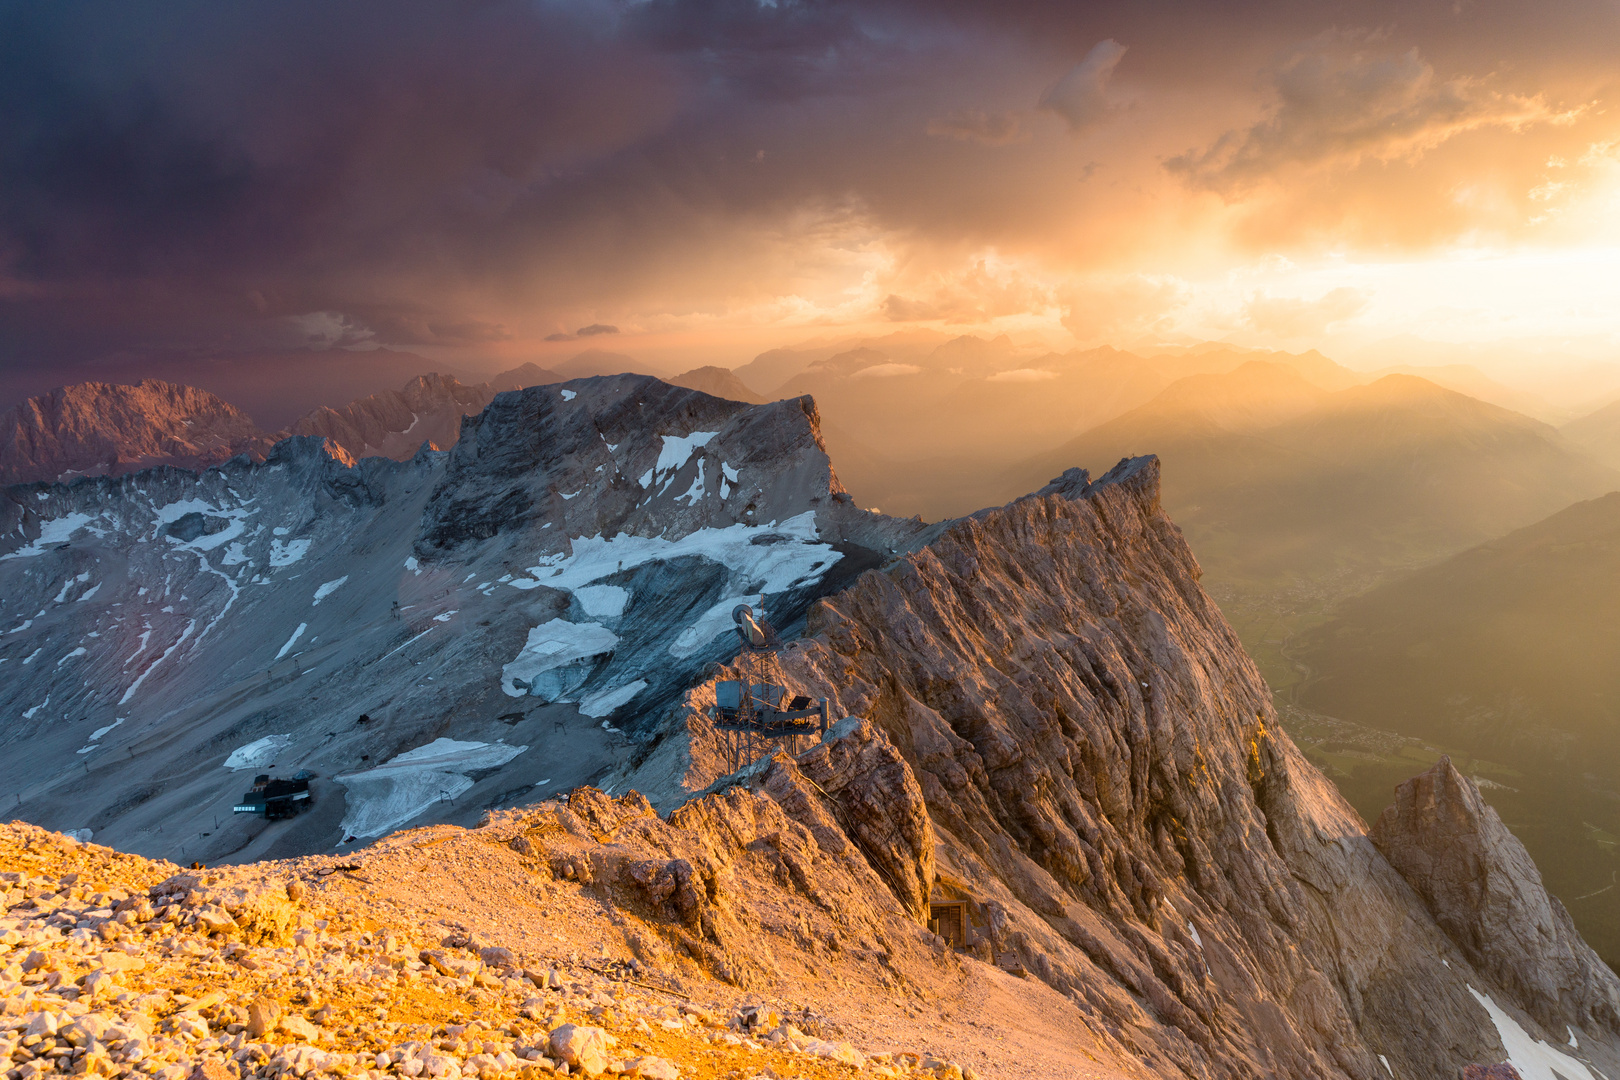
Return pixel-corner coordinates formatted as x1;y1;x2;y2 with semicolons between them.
760;718;935;921
504;735;937;990
0;379;273;483
1372;756;1620;1035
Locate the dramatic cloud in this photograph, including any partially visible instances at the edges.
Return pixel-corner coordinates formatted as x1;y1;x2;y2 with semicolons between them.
1168;31;1574;194
1245;287;1371;338
0;0;1615;394
1040;39;1128;134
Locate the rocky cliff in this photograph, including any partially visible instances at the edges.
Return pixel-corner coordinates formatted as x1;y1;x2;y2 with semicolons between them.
1372;756;1620;1037
620;457;1620;1080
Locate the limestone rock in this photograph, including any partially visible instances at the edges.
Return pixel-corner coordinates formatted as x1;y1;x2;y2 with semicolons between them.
246;998;282;1038
279;1014;319;1041
788;717;934;921
548;1024;611;1076
1372;757;1620;1035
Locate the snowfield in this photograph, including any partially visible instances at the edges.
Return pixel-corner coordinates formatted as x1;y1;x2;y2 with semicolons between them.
335;738;528;839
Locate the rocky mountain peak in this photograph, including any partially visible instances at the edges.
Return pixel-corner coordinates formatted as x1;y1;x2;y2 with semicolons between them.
1372;755;1620;1035
0;378;271;484
418;374;845;553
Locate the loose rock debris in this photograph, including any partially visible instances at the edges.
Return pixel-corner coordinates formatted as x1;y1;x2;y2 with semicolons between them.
1;818;1034;1080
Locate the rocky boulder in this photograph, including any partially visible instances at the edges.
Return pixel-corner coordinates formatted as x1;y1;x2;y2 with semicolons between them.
1371;756;1620;1035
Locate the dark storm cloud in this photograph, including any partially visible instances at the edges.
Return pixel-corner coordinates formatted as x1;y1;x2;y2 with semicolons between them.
0;0;1613;383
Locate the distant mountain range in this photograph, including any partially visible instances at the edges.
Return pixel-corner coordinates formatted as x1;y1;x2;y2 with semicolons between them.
0;366;558;485
1009;361;1620;586
0;360;769;485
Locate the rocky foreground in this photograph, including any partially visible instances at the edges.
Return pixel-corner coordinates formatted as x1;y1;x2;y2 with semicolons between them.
0;735;1121;1080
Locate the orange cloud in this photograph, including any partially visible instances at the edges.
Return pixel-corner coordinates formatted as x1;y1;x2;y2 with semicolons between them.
1168;31;1574;195
882;260;1055;324
1060;275;1190;342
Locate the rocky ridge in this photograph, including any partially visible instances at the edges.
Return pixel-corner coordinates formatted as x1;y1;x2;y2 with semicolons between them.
0;721;1120;1080
618;457;1620;1080
0;368;568;487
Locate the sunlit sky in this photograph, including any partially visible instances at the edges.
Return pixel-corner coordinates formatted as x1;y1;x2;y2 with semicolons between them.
4;0;1620;384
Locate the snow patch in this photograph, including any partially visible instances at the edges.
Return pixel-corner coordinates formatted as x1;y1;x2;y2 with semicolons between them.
269;537;311;567
89;718;124;742
677;459;707;505
404;556;421;574
1377;1055;1391;1077
312;576;349;605
560;389;577;401
158;499;256;552
502;619;619;698
22;695;48;720
75;583;100;602
57;647;87;666
509;511;838;670
433;610;457;622
720;461;739;499
573;585;629;618
657;431;717;473
224;734;292;771
1;512;101;559
275;623;308;660
1466;985;1595;1080
335;738;528;838
120;617;197;704
578;680;647;717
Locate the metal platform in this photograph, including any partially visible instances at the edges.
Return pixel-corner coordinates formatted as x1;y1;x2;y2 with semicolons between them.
710;605;831;771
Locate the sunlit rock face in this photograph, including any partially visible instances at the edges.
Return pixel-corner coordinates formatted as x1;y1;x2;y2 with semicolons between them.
0;375;926;864
1372;756;1620;1036
640;456;1620;1080
0;379;275;484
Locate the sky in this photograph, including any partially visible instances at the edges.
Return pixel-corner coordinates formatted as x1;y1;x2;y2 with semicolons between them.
3;0;1620;392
